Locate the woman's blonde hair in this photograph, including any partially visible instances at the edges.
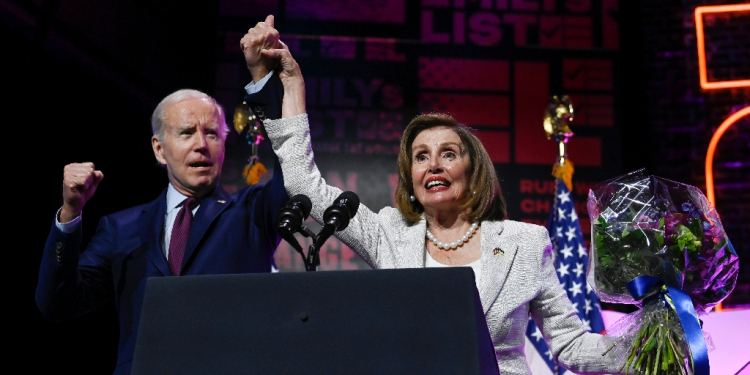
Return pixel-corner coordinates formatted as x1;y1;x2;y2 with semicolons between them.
395;113;507;224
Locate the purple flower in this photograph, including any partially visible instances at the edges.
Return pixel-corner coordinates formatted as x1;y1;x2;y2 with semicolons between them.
682;201;703;219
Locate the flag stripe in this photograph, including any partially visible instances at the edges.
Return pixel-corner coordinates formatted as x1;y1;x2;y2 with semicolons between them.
525;180;605;374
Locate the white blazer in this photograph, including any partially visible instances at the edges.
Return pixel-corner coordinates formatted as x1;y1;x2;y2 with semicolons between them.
266;114;621;375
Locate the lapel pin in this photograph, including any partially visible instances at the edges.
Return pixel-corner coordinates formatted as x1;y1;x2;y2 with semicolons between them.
493;247;504;256
218;200;226;204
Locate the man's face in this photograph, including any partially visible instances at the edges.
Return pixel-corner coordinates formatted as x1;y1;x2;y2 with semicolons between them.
152;97;225;198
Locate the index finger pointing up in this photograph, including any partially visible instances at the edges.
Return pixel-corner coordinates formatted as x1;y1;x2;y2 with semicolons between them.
265;14;274;28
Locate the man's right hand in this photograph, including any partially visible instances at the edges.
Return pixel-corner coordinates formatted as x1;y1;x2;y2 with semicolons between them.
60;162;103;223
240;14;280;83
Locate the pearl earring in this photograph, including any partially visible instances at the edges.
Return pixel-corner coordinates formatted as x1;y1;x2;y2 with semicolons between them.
409;195;416;202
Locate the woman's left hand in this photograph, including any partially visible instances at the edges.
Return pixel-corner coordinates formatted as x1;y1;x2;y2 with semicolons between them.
261;40;306;117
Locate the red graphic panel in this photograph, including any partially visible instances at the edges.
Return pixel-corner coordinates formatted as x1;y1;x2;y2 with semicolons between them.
475;131;510;164
564;16;593;49
567;94;614;126
419;58;509;91
365;38;406;61
567;137;602;166
320;36;357;59
514;61;553;165
539;16;562;47
563;59;613;90
286;0;405;23
602;0;620;49
419;93;509;127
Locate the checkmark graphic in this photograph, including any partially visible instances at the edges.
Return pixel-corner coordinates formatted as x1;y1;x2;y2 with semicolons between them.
565;66;583;80
541;24;560;39
563;59;585;89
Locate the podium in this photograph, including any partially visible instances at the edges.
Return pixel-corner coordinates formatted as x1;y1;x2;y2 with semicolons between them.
132;268;498;374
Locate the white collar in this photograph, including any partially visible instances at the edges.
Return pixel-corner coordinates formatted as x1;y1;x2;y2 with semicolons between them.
166;183;190;214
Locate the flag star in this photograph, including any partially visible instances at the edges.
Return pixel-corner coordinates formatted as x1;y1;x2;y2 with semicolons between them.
565;227;577;241
558;207;566;220
558;190;571;204
582;318;591;331
545;350;554;361
560;245;573;259
569;209;578;222
568;281;583;297
570;302;578;311
584;299;593;314
586;282;593;294
556;226;563;238
531;326;543;342
557;262;570;277
577;244;587;258
574;262;584;277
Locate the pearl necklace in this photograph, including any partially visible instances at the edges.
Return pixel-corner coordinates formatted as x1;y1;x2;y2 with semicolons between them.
426;222;479;250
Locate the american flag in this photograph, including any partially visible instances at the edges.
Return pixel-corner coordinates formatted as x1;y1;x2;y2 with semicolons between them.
524;180;605;374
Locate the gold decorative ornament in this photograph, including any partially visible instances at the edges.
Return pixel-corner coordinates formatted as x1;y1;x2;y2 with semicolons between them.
544;95;575;190
233;101;266;185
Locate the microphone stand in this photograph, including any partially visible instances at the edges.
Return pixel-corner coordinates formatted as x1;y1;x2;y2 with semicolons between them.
305;242;320;272
293;225;340;272
290;225;321;272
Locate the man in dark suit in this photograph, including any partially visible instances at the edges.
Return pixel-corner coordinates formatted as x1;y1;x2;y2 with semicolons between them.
36;26;287;372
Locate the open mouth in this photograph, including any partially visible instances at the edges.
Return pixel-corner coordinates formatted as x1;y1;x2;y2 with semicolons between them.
189;161;213;169
425;177;450;191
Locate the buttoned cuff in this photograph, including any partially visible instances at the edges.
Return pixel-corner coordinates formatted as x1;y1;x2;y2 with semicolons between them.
244;71;274;95
55;207;81;233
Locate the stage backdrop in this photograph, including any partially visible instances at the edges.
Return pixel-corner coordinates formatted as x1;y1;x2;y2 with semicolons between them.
214;0;622;272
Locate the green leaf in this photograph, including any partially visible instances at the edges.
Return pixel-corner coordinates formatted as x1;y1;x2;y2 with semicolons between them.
659;217;665;229
598;217;607;227
690;219;704;243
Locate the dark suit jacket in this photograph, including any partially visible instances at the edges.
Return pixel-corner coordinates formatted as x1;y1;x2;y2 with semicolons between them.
36;77;286;375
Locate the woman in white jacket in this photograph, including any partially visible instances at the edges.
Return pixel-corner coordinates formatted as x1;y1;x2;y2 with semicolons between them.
242;16;622;375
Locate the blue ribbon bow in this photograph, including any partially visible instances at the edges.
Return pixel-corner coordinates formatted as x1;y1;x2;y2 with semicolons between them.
626;275;709;375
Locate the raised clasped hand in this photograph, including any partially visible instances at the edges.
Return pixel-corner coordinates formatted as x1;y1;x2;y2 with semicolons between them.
240;14;281;82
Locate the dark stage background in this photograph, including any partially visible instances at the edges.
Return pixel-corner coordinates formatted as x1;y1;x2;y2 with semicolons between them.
3;0;747;373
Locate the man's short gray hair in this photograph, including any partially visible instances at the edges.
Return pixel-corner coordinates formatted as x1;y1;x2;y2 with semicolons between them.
151;89;229;141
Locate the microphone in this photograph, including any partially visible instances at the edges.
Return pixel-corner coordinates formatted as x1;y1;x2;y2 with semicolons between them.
323;191;360;231
276;194;312;254
315;191;360;248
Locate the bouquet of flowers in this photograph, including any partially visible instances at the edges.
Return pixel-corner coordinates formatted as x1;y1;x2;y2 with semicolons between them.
586;169;738;375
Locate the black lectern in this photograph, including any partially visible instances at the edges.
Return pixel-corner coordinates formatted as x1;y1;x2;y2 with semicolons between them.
132;268;498;374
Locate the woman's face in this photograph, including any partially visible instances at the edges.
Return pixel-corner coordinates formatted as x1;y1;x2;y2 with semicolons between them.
410;126;471;212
